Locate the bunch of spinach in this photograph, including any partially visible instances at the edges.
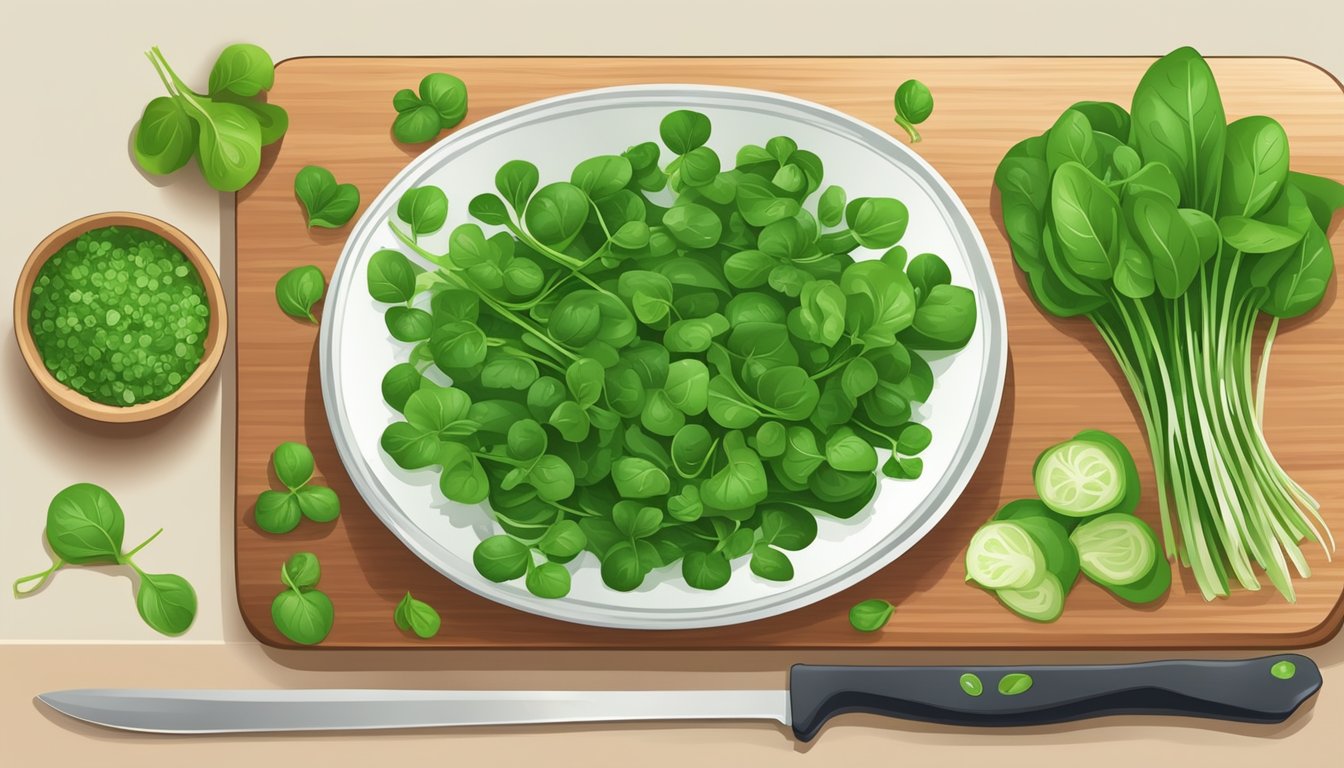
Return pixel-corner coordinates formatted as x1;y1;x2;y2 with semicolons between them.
271;552;334;645
368;109;978;598
255;442;341;533
995;46;1344;602
134;44;287;191
12;484;197;636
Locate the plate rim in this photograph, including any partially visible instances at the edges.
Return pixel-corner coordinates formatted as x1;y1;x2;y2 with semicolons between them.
320;83;1008;630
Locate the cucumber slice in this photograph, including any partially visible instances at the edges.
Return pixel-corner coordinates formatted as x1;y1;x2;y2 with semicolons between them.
1034;438;1127;516
993;497;1081;534
1070;513;1157;587
1071;430;1140;515
965;521;1045;590
1014;516;1080;589
1104;551;1171;604
997;573;1065;622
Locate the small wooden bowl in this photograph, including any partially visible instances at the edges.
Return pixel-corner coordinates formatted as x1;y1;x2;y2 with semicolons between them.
13;212;228;423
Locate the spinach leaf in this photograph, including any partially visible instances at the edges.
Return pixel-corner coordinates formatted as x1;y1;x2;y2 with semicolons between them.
295;165;360;229
207;43;275;98
45;483;125;564
1130;46;1226;214
275;265;326;322
133;97;197;175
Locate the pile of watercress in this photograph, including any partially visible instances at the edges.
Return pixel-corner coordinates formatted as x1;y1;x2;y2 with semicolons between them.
995;46;1344;602
12;484;197;637
134;44;287;191
369;109;978;599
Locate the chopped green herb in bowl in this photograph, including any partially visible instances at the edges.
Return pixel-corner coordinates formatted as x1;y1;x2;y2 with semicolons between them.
14;212;227;422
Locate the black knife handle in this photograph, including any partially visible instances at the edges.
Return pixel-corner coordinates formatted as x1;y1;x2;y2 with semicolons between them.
789;654;1320;741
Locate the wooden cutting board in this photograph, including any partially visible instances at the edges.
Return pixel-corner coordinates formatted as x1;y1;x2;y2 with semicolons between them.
235;57;1344;649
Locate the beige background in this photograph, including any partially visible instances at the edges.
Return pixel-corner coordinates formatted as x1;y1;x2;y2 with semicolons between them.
2;0;1343;764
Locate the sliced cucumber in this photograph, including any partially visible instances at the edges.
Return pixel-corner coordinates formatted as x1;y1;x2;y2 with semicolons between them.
993;497;1081;534
1104;552;1171;604
1070;513;1157;587
1071;430;1140;515
1015;515;1080;589
997;573;1065;622
1034;438;1127;517
965;521;1045;590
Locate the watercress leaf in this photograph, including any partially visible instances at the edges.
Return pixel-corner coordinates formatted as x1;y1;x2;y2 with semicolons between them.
664;359;710;415
760;504;818;551
430;320;488;369
473;536;530;584
809;464;877;504
133;97;197;175
771;164;806;193
392;88;421;113
191;99;262;192
663;203;722;249
906;252;952;301
272;441;315;490
571;154;633;200
1051;162;1120;279
538;519;587;558
601;540;659;591
641;389;685;437
612;500;663;539
283;552;321;588
659;109;712;154
505;419;548;461
525;561;572;599
725;292;787;325
255;490;302;534
845;197;909;249
207;43;274;98
707;375;761;429
367;249;417;303
548;400;591;443
616;270;674;324
612;457;671;498
397;186;449;238
418;72;468;128
394;104;442;144
502;258;544;298
895;79;934;126
295;485;340;523
1130;46;1226;214
1125;192;1201;299
525;456;575;502
787;280;847;346
665;313;730;353
271;588;334;645
723;250;775;289
524;182;589;249
754;421;788;458
275;265;325;322
701;431;768;511
781;427;825;484
899;284;977;350
1264;224;1332;318
385;306;434;342
559;357;602;409
841;357;879;400
381;422;440;469
735;176;800;227
817;185;847;228
682;550;731;590
45;483;125;563
134;572;198;637
825;427;878;473
550;290;637;348
840;260;916;346
749;544;794;581
404;387;472;433
849;599;894;632
670;424;715;478
677;146;721;189
394;592;442;638
757;217;807;261
753;366;820;420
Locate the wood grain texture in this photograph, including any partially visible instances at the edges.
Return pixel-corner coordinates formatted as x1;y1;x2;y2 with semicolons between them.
235;57;1344;649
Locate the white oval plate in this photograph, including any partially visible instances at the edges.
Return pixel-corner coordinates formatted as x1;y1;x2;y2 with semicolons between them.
321;85;1006;630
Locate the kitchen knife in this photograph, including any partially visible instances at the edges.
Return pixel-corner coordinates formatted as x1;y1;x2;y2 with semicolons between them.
39;655;1319;741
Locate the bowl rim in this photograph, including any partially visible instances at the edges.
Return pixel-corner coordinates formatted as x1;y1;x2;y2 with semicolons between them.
13;211;228;423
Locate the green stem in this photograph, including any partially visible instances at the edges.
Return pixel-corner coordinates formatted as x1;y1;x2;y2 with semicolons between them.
12;558;65;598
1255;316;1279;426
893;115;921;143
120;528;164;562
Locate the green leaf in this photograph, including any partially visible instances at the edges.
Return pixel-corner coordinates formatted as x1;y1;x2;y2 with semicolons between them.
641;389;686;437
135;572;197;637
1125;193;1202;299
1264;225;1332;318
670;424;715;479
571;155;633;200
430;320;488;369
825;427;878;473
282;552;321;589
787;280;847;346
841;357;878;400
682;551;731;590
701;431;767;511
565;358;605;408
1045;109;1099;173
272;441;315;490
271;588;334;645
190;98;263;192
754;421;788;458
665;359;710;415
525;562;572;598
1051;162;1119;280
749;544;794;581
998;673;1034;696
548;400;591;443
480;355;539;390
753;366;819;420
679;147;722;187
760;504;818;550
367;249;417;303
439;447;489;504
384;306;433;342
1219;215;1306;254
600;540;659;591
133;97;197;176
663;203;722;249
381;422;440;470
295;486;340;523
613;501;664;539
665;314;729;353
1289;171;1344;230
668;485;705;522
44;483;125;564
397;186;448;239
473;535;530;582
394;592;442;638
207;43;274;98
906;252;952;301
780;427;825;484
495;160;540;212
818;185;847;228
612;457;671;498
895;79;934;125
900;284;977;350
660;109;712;154
840;261;916;346
275;265;325;322
255;490;302;534
735;176;800;227
1218;116;1289;218
845;197;909;249
524;182;589;249
404;387;472;434
848;599;894;632
1130;46;1226;214
537;520;587;558
419;73;467;128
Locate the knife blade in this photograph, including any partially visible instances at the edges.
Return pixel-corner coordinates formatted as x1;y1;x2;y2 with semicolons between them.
39;655;1319;741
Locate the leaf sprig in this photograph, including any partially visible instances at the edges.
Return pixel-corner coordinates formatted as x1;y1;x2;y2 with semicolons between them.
255;442;341;534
